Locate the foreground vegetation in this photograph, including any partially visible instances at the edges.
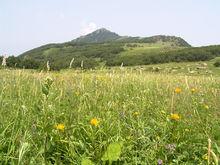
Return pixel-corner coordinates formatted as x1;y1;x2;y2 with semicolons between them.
0;68;220;164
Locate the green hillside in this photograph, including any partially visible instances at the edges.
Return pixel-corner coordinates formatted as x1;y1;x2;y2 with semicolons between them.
19;42;125;69
17;28;193;69
3;28;220;70
116;35;190;47
109;44;220;66
110;42;184;66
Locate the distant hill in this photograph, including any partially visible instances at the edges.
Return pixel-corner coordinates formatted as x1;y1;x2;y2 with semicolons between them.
15;28;220;70
72;28;190;47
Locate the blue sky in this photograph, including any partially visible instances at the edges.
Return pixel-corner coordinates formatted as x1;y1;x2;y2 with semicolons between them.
1;0;220;55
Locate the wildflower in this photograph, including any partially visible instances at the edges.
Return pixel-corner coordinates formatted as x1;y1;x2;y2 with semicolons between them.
174;87;181;94
133;111;140;116
202;154;208;160
90;118;99;127
191;88;196;93
204;105;209;110
55;123;65;132
170;113;180;121
157;159;163;165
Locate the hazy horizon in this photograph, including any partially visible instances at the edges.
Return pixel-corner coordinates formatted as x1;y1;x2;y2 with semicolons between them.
1;0;220;55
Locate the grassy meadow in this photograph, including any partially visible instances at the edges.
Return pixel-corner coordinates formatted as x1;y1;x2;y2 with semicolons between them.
128;57;220;76
0;68;220;164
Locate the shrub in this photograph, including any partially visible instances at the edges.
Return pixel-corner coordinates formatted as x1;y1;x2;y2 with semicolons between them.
213;61;220;67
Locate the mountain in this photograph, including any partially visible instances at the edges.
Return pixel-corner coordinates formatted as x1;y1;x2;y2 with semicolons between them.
73;28;121;43
72;28;190;47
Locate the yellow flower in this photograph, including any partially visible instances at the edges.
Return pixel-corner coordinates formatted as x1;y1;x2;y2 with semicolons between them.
133;111;140;116
191;88;196;93
202;154;208;160
55;123;65;132
90;118;99;127
170;113;180;121
174;87;181;94
204;105;209;110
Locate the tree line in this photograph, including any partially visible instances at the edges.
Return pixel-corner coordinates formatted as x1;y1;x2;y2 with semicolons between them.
107;45;220;66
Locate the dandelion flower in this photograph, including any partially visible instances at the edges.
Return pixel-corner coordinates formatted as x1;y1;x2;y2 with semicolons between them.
55;123;65;132
133;111;140;116
174;87;181;94
170;113;180;121
90;118;99;127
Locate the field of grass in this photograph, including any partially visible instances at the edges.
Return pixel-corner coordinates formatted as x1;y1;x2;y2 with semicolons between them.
128;58;220;76
0;68;220;164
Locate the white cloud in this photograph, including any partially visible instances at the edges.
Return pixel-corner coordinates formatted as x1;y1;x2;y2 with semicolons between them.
80;22;98;36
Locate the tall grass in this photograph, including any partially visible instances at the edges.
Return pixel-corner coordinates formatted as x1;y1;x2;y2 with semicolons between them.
0;69;219;164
